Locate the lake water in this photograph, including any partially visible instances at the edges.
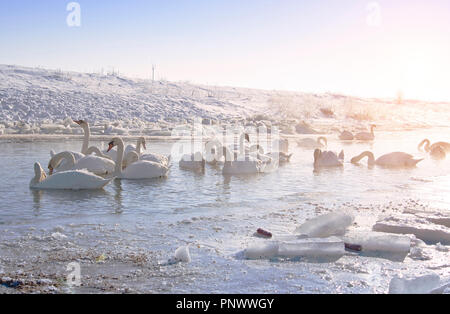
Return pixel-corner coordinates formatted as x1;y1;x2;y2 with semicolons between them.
1;128;449;293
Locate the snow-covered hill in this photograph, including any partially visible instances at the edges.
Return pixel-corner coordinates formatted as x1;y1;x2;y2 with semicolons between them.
0;64;449;136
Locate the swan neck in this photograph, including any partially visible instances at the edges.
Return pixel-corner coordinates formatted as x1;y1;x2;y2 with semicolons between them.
360;151;375;164
53;152;76;168
86;146;107;159
81;123;90;155
114;139;125;175
423;139;431;152
318;137;327;146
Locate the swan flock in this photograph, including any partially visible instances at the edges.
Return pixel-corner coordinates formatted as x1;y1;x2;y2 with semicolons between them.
30;119;438;190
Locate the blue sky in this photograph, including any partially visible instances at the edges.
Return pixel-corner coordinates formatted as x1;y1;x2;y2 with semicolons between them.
1;0;450;101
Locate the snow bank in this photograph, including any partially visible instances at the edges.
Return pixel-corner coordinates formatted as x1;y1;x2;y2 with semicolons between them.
2;64;450;135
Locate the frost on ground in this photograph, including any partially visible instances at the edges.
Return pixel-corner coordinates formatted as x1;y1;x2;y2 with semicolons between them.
0;200;449;294
1;64;450;137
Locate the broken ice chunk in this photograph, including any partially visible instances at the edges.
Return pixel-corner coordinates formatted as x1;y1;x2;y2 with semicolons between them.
344;232;410;254
295;212;354;238
373;214;450;245
174;245;191;263
244;242;279;260
278;237;345;259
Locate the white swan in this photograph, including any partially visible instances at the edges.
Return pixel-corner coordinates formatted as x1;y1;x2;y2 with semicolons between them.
355;125;376;141
418;139;450;159
50;119;98;171
297;137;327;149
222;146;265;175
131;137;170;167
107;137;169;179
339;131;354;140
204;139;225;166
251;145;292;164
313;149;344;168
30;163;112;190
351;151;423;168
49;151;115;176
179;152;206;171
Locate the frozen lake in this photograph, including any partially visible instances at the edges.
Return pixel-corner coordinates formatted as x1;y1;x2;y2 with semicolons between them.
0;128;449;293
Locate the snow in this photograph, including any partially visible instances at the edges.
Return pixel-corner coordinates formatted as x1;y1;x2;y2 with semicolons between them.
174;245;191;263
389;274;441;294
2;64;450;136
295;212;354;238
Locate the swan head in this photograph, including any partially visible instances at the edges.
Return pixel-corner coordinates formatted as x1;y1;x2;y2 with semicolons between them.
107;138;121;152
74;119;87;126
139;137;147;150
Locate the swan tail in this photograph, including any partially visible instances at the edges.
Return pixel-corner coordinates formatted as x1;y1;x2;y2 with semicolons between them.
50;150;55;157
410;158;424;167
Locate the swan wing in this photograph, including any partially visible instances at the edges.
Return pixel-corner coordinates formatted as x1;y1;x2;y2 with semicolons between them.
141;153;170;167
122;161;169;179
376;152;414;167
73;156;115;175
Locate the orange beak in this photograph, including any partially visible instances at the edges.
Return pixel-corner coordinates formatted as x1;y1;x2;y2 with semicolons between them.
74;120;82;125
48;167;54;175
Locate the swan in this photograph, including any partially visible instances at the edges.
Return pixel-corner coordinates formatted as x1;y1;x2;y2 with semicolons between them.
30;163;112;190
204;139;225;166
313;149;344;168
222;146;265;175
251;145;293;164
50;119;101;171
339;131;354;140
355;125;376;141
48;151;115;176
131;137;170;167
297;137;327;149
429;146;446;160
179;152;206;171
85;146;111;159
107;137;169;179
418;139;450;153
350;151;423;168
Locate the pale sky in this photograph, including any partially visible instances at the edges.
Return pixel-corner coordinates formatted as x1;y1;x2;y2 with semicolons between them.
1;0;450;101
